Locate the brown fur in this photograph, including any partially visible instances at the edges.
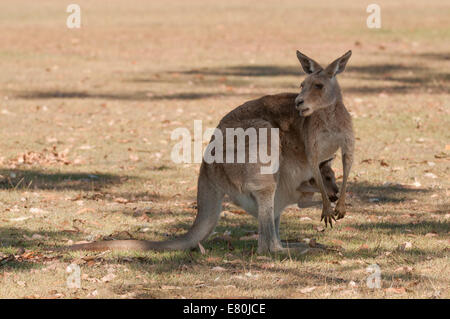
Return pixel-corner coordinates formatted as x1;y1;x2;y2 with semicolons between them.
294;50;354;227
65;51;354;254
297;158;339;208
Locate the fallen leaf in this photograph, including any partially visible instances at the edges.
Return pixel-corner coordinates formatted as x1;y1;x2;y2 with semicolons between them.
425;232;438;238
380;159;389;167
397;242;413;251
434;152;448;159
129;154;140;162
395;266;413;273
113;197;129;204
331;239;344;246
315;226;325;232
7;216;32;222
161;285;181;290
359;244;369;250
260;263;275;269
230;210;246;215
239;234;258;241
101;273;116;283
385;287;406;294
0;254;15;265
75;208;95;215
299;286;317;294
424;172;437;179
29;208;49;215
31;234;45;240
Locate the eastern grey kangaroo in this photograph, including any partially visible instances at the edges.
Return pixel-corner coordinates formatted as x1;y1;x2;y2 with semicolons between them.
66;50;354;254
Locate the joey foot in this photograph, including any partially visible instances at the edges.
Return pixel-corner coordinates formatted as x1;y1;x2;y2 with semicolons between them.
321;206;336;228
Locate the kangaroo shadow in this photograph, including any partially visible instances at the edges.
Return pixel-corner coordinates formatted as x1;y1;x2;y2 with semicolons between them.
0;168;130;192
345;62;448;94
348;181;432;204
345;220;449;236
0;226;76;272
401;52;450;62
181;65;302;77
133;60;448;96
12;90;254;101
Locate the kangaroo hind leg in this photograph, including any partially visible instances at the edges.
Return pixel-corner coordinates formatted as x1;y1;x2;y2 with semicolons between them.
253;188;284;254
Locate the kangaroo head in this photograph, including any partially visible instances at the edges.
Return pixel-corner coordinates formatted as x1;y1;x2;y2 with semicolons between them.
297;157;339;202
294;50;352;117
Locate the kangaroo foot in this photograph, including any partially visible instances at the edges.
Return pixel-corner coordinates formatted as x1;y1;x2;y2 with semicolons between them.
334;203;346;220
321;207;336;228
257;240;284;254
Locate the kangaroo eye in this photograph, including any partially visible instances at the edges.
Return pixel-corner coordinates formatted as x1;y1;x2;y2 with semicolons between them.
315;83;323;89
326;177;331;181
300;83;304;88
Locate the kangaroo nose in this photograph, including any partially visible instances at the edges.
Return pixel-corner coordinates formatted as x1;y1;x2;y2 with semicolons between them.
295;98;304;109
330;194;339;202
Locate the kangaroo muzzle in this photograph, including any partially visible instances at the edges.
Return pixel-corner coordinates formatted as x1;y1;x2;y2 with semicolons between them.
295;97;313;116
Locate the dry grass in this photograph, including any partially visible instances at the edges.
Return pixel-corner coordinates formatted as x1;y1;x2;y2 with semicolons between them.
0;0;448;299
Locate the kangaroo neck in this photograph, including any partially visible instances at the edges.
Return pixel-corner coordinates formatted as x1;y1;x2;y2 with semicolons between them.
314;100;339;124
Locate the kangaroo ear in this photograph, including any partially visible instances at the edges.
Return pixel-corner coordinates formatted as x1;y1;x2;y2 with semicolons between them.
324;50;352;77
296;50;323;74
319;157;334;169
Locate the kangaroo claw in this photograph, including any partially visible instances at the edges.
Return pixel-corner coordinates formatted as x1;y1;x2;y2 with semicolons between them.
334;205;346;220
321;208;336;228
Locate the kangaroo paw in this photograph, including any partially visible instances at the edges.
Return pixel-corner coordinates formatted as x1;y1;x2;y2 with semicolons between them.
321;207;336;228
334;204;346;220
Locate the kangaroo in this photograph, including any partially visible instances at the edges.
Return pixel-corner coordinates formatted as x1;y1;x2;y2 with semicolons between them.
65;50;354;254
294;50;354;228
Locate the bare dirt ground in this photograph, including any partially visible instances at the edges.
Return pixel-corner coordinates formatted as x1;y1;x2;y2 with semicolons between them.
0;0;448;298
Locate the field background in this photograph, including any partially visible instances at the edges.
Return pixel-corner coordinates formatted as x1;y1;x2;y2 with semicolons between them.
0;0;448;298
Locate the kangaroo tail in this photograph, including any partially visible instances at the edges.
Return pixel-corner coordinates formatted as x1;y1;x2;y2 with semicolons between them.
64;165;224;252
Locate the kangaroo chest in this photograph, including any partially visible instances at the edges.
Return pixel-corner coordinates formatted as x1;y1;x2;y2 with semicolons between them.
314;128;343;161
